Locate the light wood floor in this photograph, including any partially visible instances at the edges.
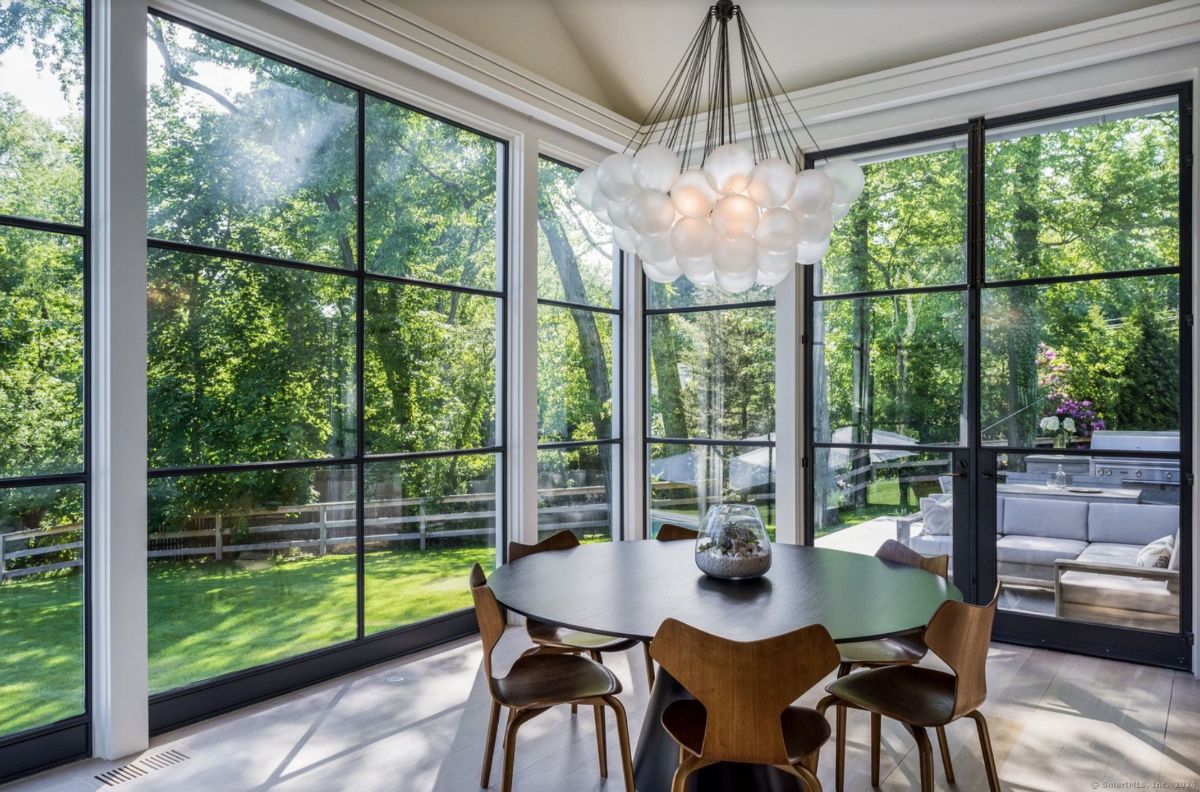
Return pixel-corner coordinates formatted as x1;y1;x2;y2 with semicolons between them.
9;631;1200;792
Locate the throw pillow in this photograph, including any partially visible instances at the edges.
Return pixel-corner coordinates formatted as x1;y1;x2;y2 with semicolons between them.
1136;535;1175;569
919;496;953;536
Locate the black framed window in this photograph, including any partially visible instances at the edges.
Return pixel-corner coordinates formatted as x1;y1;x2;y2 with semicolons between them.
805;84;1193;670
0;0;90;759
145;12;506;708
645;279;776;539
536;157;621;541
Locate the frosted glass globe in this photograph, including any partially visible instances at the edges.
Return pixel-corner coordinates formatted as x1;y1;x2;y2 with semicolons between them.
822;157;865;204
671;169;719;218
747;158;796;209
711;195;760;239
796;238;831;264
712;235;757;275
831;201;852;222
597;153;638;201
637;231;675;264
643;258;682;283
629;189;676;236
613;226;638;254
574;167;599;208
703;143;755;195
790;169;835;216
679;254;715;281
670;216;717;260
757;268;790;287
795;210;833;245
608;198;634;230
691;269;717;286
757;247;795;275
715;267;757;293
755;208;801;254
592;202;610;224
633;143;681;192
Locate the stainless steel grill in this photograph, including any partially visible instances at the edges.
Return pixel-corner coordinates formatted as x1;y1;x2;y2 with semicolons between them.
1089;430;1180;485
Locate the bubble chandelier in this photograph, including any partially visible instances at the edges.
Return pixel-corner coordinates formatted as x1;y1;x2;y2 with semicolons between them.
574;0;864;291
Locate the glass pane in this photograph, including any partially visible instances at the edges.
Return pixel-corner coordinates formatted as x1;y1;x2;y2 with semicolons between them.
981;274;1179;446
364;454;498;634
813;448;957;582
648;443;775;541
365;96;503;290
818;140;967;295
364;282;499;454
537;444;616;542
147;16;358;268
646;279;772;310
0;483;84;737
0;0;85;225
985;99;1179;281
538;305;615;443
648;307;775;441
147;465;357;693
147;248;357;469
537;158;617;308
0;227;84;478
994;452;1181;633
812;291;965;446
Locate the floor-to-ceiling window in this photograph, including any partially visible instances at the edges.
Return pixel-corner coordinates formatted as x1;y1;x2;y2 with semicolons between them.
0;0;90;762
807;84;1192;669
809;133;969;577
536;157;621;542
646;280;776;538
144;12;505;713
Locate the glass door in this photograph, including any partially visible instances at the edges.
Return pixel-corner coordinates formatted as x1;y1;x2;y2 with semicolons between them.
978;92;1192;666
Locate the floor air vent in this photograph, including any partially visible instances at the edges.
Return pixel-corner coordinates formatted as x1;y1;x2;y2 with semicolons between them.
94;749;190;786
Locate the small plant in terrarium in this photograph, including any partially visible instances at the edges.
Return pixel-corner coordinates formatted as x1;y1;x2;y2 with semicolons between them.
695;504;772;580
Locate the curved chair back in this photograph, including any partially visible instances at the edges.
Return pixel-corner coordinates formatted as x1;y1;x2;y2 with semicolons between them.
923;587;999;719
655;523;699;542
875;538;949;579
469;564;505;694
508;529;580;562
650;618;839;766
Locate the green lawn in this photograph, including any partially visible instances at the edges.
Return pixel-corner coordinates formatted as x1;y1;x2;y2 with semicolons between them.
0;544;495;737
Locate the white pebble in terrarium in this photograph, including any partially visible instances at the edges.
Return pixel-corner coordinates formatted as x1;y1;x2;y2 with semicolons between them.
695;504;772;580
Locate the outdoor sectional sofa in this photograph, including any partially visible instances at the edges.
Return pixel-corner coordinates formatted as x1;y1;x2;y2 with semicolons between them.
896;496;1180;632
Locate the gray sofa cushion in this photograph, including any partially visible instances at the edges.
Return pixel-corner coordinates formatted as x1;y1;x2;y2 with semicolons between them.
1002;497;1088;541
1087;503;1179;545
907;532;953;559
1076;542;1141;566
997;535;1086;569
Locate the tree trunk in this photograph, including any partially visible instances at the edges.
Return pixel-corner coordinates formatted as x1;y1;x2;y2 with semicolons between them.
847;203;873;509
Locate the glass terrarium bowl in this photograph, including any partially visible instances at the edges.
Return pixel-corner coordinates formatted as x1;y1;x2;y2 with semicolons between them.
695;504;772;580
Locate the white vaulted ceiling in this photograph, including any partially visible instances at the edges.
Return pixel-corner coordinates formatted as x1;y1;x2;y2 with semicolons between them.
382;0;1168;121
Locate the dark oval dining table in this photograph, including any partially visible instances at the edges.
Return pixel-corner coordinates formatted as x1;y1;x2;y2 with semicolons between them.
487;540;962;791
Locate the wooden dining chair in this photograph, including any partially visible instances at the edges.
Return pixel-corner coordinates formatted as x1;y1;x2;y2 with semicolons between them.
825;540;952;789
817;590;1001;792
650;617;840;792
655;523;699;542
470;564;635;792
509;530;655;688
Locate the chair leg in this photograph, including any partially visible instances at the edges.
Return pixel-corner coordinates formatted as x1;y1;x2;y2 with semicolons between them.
642;641;656;689
501;708;542;792
935;724;955;783
604;695;636;792
480;700;501;789
593;704;608;778
835;704;847;792
904;724;935;792
968;710;1002;792
870;712;881;786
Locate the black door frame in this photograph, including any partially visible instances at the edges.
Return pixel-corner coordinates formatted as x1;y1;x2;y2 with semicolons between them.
804;82;1194;671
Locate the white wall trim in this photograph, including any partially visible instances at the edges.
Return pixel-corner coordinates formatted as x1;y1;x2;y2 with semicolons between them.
89;0;149;761
509;133;541;547
774;269;803;546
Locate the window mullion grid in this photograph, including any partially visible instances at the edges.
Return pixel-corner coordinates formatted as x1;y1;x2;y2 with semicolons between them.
354;89;366;642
